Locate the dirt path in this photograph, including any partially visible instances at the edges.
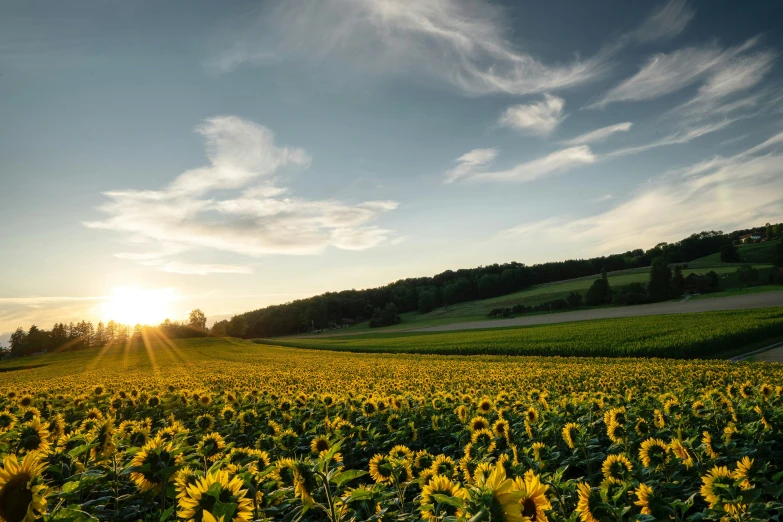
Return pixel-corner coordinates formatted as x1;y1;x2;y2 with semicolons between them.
410;291;783;333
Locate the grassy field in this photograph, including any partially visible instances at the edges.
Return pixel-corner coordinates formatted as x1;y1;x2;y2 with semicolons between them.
2;336;783;521
689;238;781;266
262;307;783;358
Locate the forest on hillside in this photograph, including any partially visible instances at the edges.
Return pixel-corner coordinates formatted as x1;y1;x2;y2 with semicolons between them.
211;224;783;338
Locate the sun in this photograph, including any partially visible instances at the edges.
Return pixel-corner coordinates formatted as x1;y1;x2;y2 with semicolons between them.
101;287;179;325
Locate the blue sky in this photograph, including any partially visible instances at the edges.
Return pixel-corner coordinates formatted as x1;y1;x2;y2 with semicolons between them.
2;0;783;338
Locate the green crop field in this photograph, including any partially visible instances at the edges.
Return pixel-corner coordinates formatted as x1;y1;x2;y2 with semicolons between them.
261;307;783;358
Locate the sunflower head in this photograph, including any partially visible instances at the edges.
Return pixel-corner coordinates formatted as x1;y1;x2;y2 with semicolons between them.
638;438;669;470
512;470;551;522
310;436;330;454
0;452;48;522
420;474;468;521
601;453;633;484
177;470;253;522
16;419;50;455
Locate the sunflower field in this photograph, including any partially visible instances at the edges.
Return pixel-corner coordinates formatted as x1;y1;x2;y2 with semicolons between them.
1;337;782;522
259;307;783;358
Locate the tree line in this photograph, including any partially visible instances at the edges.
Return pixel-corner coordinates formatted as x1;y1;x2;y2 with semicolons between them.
4;309;208;358
227;224;782;337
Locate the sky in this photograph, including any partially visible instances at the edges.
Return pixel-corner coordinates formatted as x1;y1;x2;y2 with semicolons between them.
2;0;783;341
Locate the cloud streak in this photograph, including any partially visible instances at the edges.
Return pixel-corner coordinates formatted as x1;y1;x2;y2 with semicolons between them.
446;146;596;184
86;116;398;273
207;0;609;96
561;122;633;145
590;37;771;108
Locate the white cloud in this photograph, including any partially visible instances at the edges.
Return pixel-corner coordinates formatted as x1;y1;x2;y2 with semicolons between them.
445;148;498;183
632;0;695;43
590;37;768;108
447;146;595;184
85;116;398;273
561;122;632;145
606;120;736;157
503;130;783;253
498;95;565;136
207;0;608;96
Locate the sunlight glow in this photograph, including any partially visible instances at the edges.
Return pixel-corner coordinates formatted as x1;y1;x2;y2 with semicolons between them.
101;287;179;325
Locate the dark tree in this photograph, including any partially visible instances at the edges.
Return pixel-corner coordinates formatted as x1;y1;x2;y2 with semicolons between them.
9;327;27;357
670;265;685;298
417;290;438;314
566;291;583;308
585;278;612;306
737;265;757;288
647;258;672;302
720;243;740;262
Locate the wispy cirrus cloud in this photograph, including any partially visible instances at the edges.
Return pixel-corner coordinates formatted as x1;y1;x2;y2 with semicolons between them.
561;122;633;145
498;95;566;136
589;37;772;109
206;0;610;96
606;119;737;157
85;116;398;274
446;146;595;184
503;129;783;253
631;0;695;43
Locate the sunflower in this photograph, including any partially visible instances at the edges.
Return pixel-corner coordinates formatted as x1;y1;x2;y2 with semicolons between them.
310;436;330;454
562;422;579;449
531;442;546;463
633;483;667;518
474;462;523;522
469;416;490;432
414;450;434;472
0;411;17;436
45;414;65;440
429;454;457;479
84;407;103;421
575;483;608;522
638;438;669;470
369;454;394;484
0;452;48;522
702;431;719;459
420;474;468;521
129;437;181;493
195;414;215;431
511;470;550;522
471;429;497;454
700;466;734;507
668;439;694;469
389;445;414;464
606;420;625;444
733;456;754;489
601;453;633;484
16;419;50;455
525;407;539;424
634;418;650;436
273;458;317;502
174;466;203;499
178;470;253;522
493;419;510;439
89;417;116;459
692;400;707;417
454;405;468;423
197;432;227;463
477;397;493;414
